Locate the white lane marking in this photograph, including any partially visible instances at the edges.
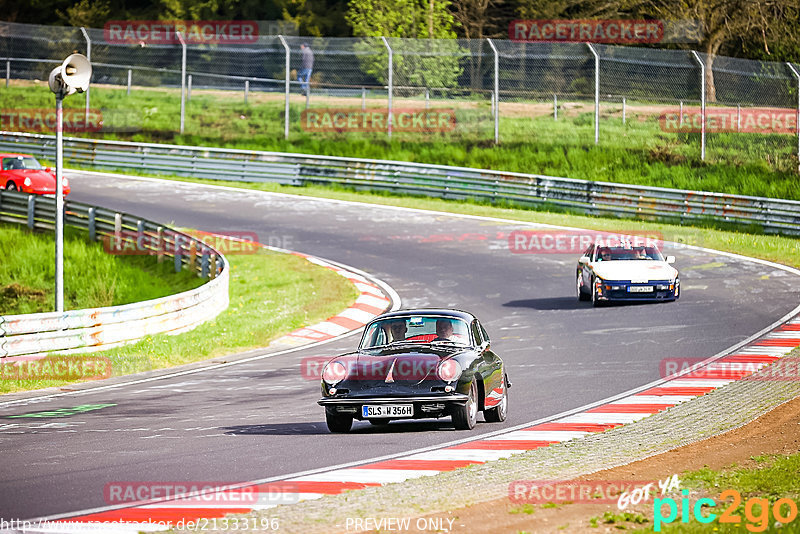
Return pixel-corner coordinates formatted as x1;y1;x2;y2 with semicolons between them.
289;469;435;484
556;413;654;424
612;395;695;404
659;378;737;388
489;430;590;441
402;449;514;462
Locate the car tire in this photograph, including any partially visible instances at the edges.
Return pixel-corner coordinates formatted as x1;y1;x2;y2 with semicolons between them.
483;374;508;423
325;411;353;433
369;418;391;426
577;271;589;301
591;276;602;307
6;182;17;192
452;380;478;430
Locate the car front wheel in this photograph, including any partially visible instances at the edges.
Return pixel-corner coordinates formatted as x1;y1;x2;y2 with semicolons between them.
452;381;478;430
6;182;17;192
577;271;589;301
483;374;508;423
325;411;353;433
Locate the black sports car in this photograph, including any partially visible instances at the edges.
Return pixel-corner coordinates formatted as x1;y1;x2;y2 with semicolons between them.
318;309;509;433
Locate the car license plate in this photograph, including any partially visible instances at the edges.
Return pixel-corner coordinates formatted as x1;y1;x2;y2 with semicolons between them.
362;404;413;418
628;286;653;293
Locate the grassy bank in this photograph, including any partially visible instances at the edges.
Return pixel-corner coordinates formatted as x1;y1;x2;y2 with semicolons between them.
0;222;204;314
4;81;799;200
0;242;359;394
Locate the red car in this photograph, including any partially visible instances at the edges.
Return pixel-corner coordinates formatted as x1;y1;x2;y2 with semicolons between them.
0;153;70;195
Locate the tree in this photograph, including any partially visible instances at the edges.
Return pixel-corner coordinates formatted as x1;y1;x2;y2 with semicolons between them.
617;0;800;101
347;0;464;90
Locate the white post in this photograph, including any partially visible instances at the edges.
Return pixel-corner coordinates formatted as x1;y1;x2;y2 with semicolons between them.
787;62;800;171
176;31;186;134
362;87;366;110
278;35;290;140
554;94;558;120
425;87;429;109
487;38;499;144
80;27;91;124
187;74;192;100
381;36;393;139
622;96;626;125
5;60;9;88
691;50;705;160
737;104;741;131
679;100;683;127
586;43;599;145
245;80;249;103
55;95;64;312
126;69;131;95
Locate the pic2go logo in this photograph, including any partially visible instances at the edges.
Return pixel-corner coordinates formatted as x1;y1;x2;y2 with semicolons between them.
654;489;799;532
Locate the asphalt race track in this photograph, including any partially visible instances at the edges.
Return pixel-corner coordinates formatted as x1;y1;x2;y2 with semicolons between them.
2;171;799;521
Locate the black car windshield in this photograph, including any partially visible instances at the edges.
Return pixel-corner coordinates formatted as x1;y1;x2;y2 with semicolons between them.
360;316;471;349
3;156;43;170
594;246;664;261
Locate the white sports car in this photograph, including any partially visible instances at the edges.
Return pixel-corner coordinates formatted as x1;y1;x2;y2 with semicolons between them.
576;243;680;306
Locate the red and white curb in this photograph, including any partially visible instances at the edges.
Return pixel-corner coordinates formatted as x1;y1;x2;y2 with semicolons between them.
266;251;391;348
35;312;800;533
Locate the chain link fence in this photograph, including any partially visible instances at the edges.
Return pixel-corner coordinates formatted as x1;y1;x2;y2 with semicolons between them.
0;20;798;170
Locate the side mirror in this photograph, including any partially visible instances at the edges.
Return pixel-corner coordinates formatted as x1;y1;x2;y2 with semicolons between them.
666;255;676;264
579;256;590;264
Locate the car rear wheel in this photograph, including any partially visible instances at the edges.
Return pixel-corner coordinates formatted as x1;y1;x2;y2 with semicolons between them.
483;374;508;423
325;411;353;433
369;418;391;426
577;271;589;301
452;381;478;430
6;182;17;191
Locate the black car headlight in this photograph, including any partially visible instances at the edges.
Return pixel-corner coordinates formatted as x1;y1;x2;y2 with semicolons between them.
322;361;347;385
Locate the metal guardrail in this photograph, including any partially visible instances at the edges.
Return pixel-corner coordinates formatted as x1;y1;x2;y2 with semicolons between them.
0;189;229;358
1;131;799;235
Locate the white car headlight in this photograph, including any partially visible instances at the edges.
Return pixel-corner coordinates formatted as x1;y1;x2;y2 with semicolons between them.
23;177;32;187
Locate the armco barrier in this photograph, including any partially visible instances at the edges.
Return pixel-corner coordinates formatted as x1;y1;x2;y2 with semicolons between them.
0;190;228;359
1;131;799;235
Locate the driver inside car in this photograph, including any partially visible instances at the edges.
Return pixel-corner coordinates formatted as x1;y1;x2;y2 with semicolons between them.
433;319;454;341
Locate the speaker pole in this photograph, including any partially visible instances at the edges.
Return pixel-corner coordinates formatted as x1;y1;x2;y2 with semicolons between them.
55;93;64;312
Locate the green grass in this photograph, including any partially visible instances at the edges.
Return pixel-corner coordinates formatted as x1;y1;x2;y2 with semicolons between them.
0;245;359;394
0;222;204;314
4;81;800;201
633;453;800;532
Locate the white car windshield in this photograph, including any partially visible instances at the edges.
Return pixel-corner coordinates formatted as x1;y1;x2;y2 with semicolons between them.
360;316;471;349
594;246;664;262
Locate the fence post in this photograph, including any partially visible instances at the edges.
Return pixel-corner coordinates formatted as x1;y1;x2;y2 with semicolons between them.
187;74;192;100
381;36;393;140
88;206;96;241
787;62;800;171
362;87;366;110
176;31;186;135
622;96;626;125
278;35;290;140
679;101;683;127
425;87;429;109
27;195;35;229
586;42;599;145
244;80;249;104
487;38;499;145
554;94;558;120
126;69;132;96
5;59;8;88
691;50;706;160
81;27;91;124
